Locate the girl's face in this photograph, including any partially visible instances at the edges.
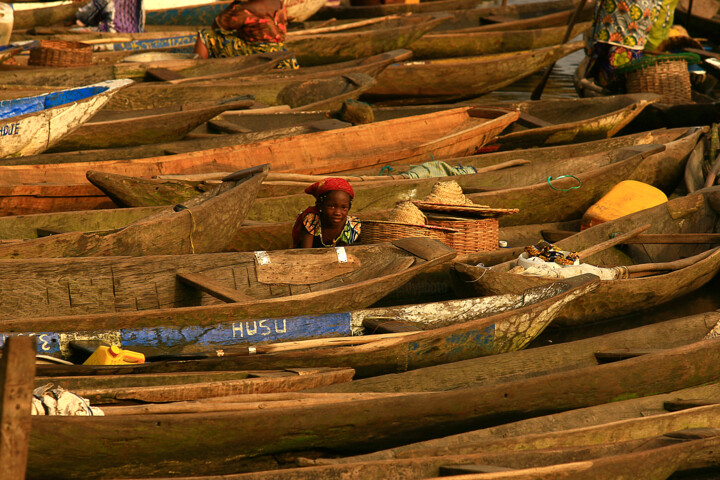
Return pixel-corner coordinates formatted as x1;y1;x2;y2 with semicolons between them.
320;191;352;227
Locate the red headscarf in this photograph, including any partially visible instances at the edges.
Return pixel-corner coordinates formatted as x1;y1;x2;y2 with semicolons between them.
304;178;354;199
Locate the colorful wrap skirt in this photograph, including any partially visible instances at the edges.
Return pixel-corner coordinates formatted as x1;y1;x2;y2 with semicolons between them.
586;42;644;89
198;28;299;69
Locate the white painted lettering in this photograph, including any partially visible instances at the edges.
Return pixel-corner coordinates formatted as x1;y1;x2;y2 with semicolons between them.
231;322;244;338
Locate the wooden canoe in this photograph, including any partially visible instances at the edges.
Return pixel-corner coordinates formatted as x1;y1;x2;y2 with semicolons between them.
0;274;596;369
43;368;356;405
0;166;268;258
363;42;585;102
319;309;720;394
47;100;254;152
286;13;448;66
89;143;664;224
0;238;457;347
0;78;134;157
452;186;720;326
146;0;328;24
24;335;720;478
0;71;378;111
410;22;591;59
0;50;291;87
157;431;720;480
491;94;657;149
311;0;581;20
0;107;518;184
25;127;694;255
26;13;445;67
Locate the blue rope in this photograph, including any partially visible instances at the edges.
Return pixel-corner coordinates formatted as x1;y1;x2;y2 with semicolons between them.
547;175;582;192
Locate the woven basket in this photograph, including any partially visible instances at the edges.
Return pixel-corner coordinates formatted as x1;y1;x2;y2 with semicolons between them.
619;53;700;105
428;217;499;254
360;220;455;245
29;40;93;67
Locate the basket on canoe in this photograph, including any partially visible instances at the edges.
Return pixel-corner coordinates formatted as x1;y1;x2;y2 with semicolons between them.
617;53;700;105
415;202;519;254
28;40;92;67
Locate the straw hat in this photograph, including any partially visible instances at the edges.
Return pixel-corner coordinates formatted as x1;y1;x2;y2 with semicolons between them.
388;201;427;225
423;180;474;206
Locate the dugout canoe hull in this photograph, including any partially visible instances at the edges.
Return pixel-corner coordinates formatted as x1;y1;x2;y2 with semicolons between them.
85;125;700;224
26;128;692;254
0;72;378;112
88;144;664;224
311;0;579;20
0;166;268;258
0;107;518;184
286;13;448;66
0;275;596;370
364;42;584;100
0;51;289;87
44;368;356;405
24;335;720;478
410;22;591;59
48;100;254;152
0;78;132;158
452;186;720;326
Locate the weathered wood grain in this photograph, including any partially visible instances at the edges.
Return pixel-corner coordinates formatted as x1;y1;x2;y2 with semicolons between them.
0;336;35;480
0;166;267;258
24;336;720;478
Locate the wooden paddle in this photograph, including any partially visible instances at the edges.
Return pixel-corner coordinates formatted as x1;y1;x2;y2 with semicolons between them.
544;230;720;244
577;224;651;259
625;247;719;274
531;0;589;100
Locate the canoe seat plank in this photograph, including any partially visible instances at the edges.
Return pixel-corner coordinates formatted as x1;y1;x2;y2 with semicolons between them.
362;317;422;334
391;237;456;262
307;119;352;132
145;68;187;82
594;349;664;363
177;272;254;303
663;399;720;412
516;112;553;128
37;228;66;237
480;15;517;23
208;119;252;135
255;250;360;285
541;229;575;243
439;464;516;476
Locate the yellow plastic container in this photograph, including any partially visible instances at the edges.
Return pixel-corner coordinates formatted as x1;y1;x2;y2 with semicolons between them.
83;345;145;365
581;180;668;230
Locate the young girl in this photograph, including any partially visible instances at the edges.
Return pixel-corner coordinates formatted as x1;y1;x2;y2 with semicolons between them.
292;178;361;249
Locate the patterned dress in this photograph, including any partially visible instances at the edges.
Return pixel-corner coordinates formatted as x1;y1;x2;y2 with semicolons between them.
198;0;298;69
586;0;662;87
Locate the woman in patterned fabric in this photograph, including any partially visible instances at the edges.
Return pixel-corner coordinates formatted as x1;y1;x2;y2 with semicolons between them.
73;0;145;33
585;0;675;90
292;178;361;249
193;0;298;69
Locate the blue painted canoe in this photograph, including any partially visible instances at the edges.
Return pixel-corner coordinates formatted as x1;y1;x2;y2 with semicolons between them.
15;274;599;381
0;78;133;157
